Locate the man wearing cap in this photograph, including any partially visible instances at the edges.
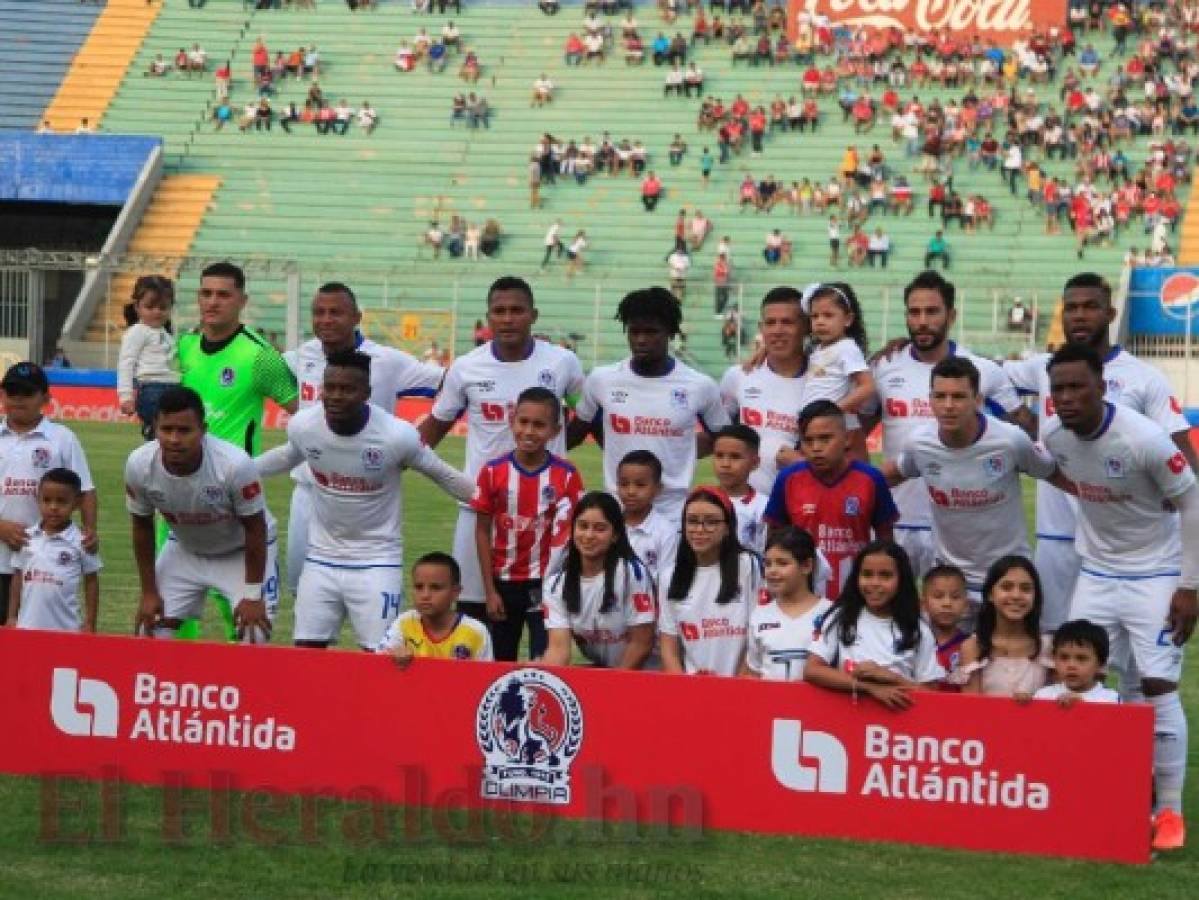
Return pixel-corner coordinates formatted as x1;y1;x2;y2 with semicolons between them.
0;362;97;621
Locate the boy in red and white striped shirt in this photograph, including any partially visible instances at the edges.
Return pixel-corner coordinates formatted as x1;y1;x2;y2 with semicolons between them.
473;387;583;660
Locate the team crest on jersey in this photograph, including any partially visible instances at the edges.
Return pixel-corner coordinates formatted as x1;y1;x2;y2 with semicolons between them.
670;388;689;409
57;551;72;566
476;668;583;806
453;644;472;660
644;548;658;567
540;484;557;503
30;447;50;469
1105;376;1124;396
202;486;225;504
538;368;555;388
361;447;384;471
220;367;236;387
1104;456;1126;479
984;455;1005;476
844;496;860;516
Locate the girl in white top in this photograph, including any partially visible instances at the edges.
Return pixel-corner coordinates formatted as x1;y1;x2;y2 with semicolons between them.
659;487;763;676
805;540;944;707
542;492;656;669
117;276;180;440
799;282;875;460
955;555;1053;700
743;527;833;682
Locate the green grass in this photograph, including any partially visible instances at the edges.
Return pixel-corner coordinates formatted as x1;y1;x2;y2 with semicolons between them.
1;422;1197;898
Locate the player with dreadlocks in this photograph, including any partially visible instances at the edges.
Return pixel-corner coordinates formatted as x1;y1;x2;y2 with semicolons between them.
570;287;730;522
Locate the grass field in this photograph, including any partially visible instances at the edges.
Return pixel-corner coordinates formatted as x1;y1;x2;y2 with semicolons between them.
1;421;1197;898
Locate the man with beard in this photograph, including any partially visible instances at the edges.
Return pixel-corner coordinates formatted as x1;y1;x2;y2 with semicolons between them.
862;270;1031;577
1003;272;1196;633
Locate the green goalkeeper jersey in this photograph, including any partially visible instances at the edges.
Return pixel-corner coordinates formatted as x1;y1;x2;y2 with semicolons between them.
178;326;298;456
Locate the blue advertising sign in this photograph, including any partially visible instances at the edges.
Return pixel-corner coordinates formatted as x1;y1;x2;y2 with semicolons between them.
1127;267;1199;337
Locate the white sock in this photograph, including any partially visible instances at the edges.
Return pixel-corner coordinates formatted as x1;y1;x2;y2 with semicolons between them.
1150;692;1187;815
152;625;177;640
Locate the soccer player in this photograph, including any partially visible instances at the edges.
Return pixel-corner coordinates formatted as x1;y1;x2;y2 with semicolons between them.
267;282;444;592
419;277;584;622
473;387;583;661
0;362;97;624
128;387;277;643
711;424;768;553
766;401;897;597
719;287;809;493
1003;272;1195;630
176;261;298;640
616;449;678;587
570;287;730;522
257;351;474;650
375;552;493;664
6;468;101;633
1043;344;1198;850
884;357;1066;609
864;270;1030;576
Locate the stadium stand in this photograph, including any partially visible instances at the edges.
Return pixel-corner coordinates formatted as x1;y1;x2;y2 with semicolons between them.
53;2;1191;373
0;0;103;132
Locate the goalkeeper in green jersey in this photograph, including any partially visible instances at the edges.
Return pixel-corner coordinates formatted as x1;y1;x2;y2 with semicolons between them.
175;261;298;640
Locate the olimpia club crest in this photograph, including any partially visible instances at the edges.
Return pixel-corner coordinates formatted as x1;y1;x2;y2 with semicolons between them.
476;668;583;805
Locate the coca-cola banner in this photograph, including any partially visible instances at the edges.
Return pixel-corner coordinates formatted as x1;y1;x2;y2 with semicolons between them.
0;630;1151;862
789;0;1068;43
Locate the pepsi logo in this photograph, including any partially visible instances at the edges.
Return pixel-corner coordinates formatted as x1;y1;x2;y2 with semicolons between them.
1159;272;1199;321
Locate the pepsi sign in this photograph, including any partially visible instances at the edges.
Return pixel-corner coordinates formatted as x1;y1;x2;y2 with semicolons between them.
1127;267;1199;337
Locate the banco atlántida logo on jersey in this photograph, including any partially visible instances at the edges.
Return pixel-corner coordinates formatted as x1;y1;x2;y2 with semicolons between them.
49;667;297;751
771;719;1050;810
476;668;583;805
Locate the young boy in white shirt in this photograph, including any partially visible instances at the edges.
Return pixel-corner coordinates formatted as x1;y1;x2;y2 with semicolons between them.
1033;619;1121;706
711;425;767;553
6;468;101;632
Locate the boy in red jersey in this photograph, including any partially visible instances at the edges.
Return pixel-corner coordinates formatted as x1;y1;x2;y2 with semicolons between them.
473;387;583;660
765;400;896;597
922;563;970;691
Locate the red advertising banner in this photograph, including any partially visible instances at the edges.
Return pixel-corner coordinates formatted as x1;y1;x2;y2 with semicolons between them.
789;0;1068;43
0;630;1151;862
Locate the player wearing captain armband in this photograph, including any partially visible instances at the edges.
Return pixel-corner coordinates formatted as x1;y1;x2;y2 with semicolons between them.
1042;344;1199;851
804;541;945;708
743;527;833;682
377;553;493;665
659;487;762;676
256;351;474;650
541;492;656;669
127;387;278;644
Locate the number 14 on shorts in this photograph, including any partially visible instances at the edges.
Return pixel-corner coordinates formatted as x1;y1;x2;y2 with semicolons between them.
381;591;402;619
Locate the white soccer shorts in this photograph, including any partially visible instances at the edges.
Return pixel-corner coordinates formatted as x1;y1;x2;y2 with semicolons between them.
157;537;280;644
1035;537;1080;633
294;560;404;648
896;527;935;579
285;481;313;593
452;507;486;605
1069;569;1184;683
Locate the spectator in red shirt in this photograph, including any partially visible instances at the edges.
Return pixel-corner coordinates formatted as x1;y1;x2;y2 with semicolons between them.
641;172;663;211
473;387;583;660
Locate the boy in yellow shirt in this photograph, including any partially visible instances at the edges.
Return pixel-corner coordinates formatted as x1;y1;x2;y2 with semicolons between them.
376;552;493;663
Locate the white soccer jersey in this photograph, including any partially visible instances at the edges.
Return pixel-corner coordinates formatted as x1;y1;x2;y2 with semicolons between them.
1043;404;1195;575
745;596;834;681
277;404;474;566
872;344;1022;532
577;358;730;518
543;559;657;667
657;551;762;676
1033;682;1121;704
1004;347;1190;539
799;338;869;427
811;608;945;682
125;435;272;557
285;335;445;484
12;523;101;631
430;339;584;479
896;415;1055;588
0;417;95;573
732;489;768;553
719;362;805;493
626;508;679;587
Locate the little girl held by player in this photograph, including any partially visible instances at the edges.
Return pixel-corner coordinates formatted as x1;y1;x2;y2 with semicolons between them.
118;275;179;439
954;555;1053;700
542;492;657;669
804;540;944;707
659;486;762;677
799;282;875;461
743;527;833;681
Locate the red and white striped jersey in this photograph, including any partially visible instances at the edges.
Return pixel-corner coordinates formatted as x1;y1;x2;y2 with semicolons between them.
471;452;583;581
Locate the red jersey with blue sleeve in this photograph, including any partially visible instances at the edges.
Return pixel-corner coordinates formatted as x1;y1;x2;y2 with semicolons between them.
470;452;583;581
764;460;898;598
